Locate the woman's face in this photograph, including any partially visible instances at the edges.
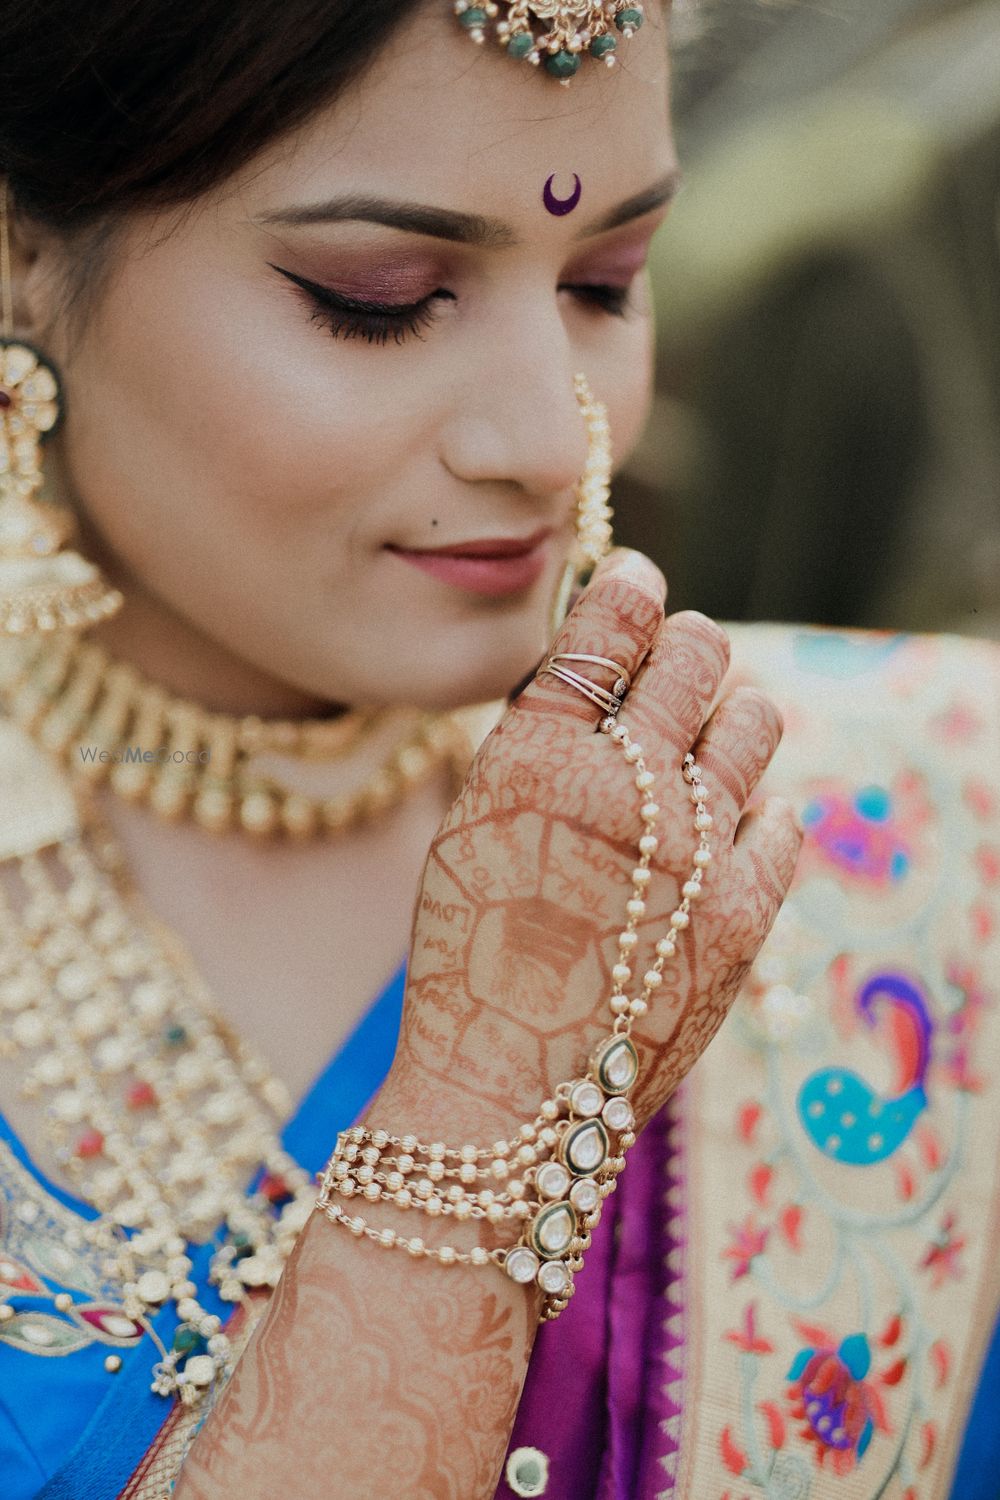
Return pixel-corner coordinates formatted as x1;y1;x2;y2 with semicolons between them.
26;2;676;712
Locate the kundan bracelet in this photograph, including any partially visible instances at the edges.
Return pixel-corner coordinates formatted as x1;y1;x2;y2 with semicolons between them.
315;708;712;1319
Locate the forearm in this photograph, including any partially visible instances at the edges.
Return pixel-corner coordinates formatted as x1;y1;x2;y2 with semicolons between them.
176;1068;539;1500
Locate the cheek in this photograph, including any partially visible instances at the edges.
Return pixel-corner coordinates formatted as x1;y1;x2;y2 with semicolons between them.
60;255;407;564
603;297;655;463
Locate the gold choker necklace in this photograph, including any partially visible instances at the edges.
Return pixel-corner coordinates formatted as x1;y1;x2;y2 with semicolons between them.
0;635;474;838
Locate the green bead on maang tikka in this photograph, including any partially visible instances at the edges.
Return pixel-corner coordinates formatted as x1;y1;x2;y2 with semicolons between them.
614;6;644;32
506;31;534;59
545;49;581;79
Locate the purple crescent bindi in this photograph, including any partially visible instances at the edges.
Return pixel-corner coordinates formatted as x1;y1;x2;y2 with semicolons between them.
543;173;582;217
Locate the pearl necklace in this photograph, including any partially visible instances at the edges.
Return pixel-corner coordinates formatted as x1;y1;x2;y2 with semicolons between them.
0;808;330;1401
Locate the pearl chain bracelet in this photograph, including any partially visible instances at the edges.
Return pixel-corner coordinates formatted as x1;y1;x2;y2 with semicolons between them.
315;718;713;1318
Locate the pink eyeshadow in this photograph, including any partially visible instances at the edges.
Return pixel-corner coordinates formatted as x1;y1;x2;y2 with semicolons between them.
281;254;447;303
566;226;661;284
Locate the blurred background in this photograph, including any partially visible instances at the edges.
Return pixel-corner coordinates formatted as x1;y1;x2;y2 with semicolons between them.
616;0;1000;637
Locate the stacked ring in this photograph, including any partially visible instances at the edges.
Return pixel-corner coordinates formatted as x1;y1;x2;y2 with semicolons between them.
540;652;630;719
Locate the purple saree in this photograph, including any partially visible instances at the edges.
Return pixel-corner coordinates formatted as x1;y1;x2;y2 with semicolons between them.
496;1097;687;1499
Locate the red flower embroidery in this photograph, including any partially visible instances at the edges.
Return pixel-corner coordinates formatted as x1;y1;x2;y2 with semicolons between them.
787;1332;886;1475
725;1302;774;1355
748;1163;772;1208
930;1339;951;1388
942;1047;985;1093
779;1204;804;1252
723;1216;769;1281
736;1100;762;1145
920;1213;966;1287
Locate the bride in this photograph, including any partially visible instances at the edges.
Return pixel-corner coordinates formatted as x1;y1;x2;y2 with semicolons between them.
0;1;801;1495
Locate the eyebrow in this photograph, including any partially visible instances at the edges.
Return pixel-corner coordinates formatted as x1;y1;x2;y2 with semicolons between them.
256;169;681;247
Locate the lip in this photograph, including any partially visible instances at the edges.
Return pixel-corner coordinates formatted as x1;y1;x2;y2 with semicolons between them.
385;528;553;597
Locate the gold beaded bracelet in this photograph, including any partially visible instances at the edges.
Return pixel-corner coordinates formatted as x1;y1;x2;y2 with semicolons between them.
315;718;712;1318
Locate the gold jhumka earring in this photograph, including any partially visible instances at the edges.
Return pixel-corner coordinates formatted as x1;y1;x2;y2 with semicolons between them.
0;183;123;636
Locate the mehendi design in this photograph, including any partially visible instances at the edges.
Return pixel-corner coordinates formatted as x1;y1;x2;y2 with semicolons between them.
179;1221;534;1499
178;578;796;1499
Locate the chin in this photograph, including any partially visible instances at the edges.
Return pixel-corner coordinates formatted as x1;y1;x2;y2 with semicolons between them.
393;648;544;713
381;606;556;713
287;554;572;712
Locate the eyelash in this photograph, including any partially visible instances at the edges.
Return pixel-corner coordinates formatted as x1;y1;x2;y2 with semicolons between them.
271;264;633;347
309;291;443;346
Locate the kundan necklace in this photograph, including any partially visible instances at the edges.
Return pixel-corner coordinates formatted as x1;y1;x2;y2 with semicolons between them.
0;633;472;838
0;807;321;1404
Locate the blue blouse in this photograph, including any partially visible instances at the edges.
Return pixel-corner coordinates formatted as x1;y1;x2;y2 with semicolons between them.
0;960;407;1500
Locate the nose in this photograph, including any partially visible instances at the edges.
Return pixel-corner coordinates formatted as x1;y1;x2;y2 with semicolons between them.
438;304;594;502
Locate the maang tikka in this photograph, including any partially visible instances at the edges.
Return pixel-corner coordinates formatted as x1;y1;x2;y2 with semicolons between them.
0;183;123;636
455;0;645;81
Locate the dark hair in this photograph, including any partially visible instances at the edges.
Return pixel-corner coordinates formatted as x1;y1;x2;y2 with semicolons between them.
1;0;422;229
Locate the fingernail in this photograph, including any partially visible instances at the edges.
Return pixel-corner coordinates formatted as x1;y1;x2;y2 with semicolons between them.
593;546;643;580
591;547;667;607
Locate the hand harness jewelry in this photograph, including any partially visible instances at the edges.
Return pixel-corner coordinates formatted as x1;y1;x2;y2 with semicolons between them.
316;660;713;1318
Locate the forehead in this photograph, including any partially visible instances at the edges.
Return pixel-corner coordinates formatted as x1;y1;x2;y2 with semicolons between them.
238;1;674;220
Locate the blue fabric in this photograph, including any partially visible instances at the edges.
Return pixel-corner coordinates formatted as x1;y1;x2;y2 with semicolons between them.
948;1314;1000;1500
0;958;407;1500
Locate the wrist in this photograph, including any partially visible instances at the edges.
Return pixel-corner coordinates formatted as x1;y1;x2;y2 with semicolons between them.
366;1058;535;1150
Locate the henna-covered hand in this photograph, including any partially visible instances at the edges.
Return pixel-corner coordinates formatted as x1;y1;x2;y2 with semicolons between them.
177;549;801;1500
382;548;802;1140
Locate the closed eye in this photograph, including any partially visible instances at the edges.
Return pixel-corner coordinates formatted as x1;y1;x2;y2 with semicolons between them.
270;262;453;345
270;262;635;346
562;282;634;317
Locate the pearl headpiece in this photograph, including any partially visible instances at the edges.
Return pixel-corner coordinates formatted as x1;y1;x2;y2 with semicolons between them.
454;0;646;81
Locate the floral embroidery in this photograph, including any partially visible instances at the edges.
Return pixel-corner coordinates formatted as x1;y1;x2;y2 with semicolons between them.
790;631;906;680
723;1217;769;1282
725;1303;774;1356
0;1139;147;1364
802;786;910;884
919;1213;966;1289
786;1331;885;1474
708;732;996;1496
798;778;931;889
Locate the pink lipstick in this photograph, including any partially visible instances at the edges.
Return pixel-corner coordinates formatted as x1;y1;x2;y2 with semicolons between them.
385;528;553;598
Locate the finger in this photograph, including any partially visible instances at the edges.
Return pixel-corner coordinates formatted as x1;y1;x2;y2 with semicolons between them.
733;794;804;933
513;548;667;730
622;609;731;757
692;685;784;840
